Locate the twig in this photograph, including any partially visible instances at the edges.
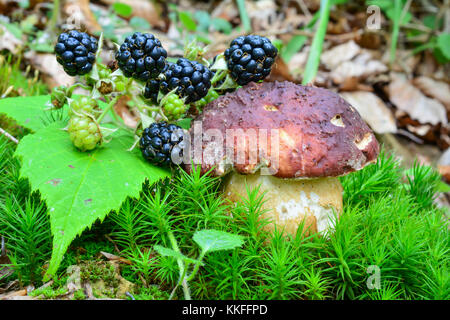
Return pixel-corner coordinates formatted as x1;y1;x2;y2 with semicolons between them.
0;127;18;144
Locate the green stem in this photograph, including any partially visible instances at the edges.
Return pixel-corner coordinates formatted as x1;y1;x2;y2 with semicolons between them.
97;96;119;124
236;0;251;33
186;251;206;282
390;0;402;65
302;0;331;85
48;0;60;34
168;231;191;300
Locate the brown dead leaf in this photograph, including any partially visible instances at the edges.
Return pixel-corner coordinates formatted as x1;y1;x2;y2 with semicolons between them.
211;0;239;23
413;77;450;110
0;24;22;53
438;165;450;184
100;0;164;28
114;96;138;128
63;0;101;34
388;72;447;126
100;251;132;265
340;91;397;134
0;289;27;300
266;56;295;82
321;40;360;70
24;52;75;89
330;50;388;84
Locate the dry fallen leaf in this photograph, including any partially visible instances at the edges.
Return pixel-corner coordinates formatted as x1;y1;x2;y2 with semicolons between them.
330;50;388;84
63;0;102;33
388;72;447;126
413;77;450;110
0;24;22;53
340;91;397;134
321;40;360;70
100;251;132;265
438;165;450;184
24;52;75;89
100;0;165;28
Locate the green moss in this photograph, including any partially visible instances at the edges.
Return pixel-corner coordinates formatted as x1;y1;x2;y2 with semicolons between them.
30;287;67;299
73;289;86;300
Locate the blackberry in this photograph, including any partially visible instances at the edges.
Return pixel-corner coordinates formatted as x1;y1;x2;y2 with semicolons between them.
116;32;167;81
69;96;100;117
162;93;187;120
160;58;212;103
224;35;277;86
68;115;101;151
143;79;160;104
55;30;98;76
139;122;185;167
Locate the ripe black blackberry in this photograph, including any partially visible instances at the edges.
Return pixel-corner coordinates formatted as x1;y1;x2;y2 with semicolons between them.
160;58;212;103
224;35;277;86
139;122;185;167
143;79;161;104
116;32;167;81
55;30;98;76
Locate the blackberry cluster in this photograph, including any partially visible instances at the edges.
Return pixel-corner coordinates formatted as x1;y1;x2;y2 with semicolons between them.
140;122;185;167
55;30;98;76
224;35;277;86
160;58;212;103
116;32;167;81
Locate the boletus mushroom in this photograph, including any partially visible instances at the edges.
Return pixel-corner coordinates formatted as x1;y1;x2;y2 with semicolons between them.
184;81;380;237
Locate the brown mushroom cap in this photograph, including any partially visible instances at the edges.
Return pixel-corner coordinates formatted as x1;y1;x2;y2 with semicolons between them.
184;81;380;178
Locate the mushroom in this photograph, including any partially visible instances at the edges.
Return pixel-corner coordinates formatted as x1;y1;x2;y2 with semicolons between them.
184;81;380;237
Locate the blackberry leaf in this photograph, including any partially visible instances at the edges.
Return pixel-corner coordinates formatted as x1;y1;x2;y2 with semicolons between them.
14;122;170;278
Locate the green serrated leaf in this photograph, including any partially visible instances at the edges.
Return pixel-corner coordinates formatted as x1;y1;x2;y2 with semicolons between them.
0;95;66;132
193;230;244;253
0;95;108;132
15;122;170;277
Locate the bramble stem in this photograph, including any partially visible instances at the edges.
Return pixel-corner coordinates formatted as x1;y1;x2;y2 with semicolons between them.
97;96;119;123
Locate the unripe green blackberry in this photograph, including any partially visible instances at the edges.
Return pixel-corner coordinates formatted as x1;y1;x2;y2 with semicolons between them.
162;93;187;120
69;96;100;116
193;89;219;110
67;115;102;151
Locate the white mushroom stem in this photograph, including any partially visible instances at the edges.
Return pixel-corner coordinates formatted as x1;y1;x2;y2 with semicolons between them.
224;171;343;237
